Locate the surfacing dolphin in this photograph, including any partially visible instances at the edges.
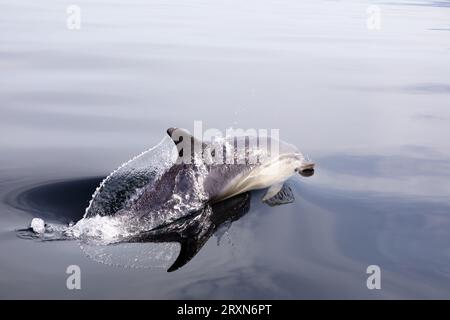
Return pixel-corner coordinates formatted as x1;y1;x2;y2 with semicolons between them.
111;127;315;271
21;127;315;271
83;127;314;222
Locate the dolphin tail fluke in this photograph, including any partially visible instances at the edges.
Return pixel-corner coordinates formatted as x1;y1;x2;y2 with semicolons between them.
167;238;203;272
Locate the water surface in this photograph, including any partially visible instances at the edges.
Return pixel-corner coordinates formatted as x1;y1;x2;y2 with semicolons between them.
1;0;450;299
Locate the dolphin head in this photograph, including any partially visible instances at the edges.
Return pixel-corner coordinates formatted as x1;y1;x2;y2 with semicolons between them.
271;138;315;178
263;152;315;181
284;152;315;178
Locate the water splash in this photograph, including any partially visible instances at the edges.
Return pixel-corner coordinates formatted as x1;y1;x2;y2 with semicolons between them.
18;135;213;269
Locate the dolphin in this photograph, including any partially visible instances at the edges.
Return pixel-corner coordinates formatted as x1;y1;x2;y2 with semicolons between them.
83;127;314;219
77;127;315;233
103;127;315;228
22;128;315;271
115;127;315;271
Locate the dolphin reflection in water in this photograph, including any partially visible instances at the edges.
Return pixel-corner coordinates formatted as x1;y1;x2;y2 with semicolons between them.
129;191;252;272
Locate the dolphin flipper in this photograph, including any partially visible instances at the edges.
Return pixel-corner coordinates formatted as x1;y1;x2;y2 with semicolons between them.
262;183;295;207
262;183;283;202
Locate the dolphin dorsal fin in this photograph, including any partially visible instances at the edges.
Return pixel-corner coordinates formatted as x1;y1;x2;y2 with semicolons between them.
166;127;209;161
166;127;197;145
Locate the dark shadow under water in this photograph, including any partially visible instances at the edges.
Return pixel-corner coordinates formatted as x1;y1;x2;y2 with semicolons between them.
10;177;105;223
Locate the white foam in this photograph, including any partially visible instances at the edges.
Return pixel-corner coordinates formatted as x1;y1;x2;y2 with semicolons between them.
30;218;45;234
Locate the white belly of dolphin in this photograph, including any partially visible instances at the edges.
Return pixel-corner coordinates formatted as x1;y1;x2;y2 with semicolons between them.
214;157;298;202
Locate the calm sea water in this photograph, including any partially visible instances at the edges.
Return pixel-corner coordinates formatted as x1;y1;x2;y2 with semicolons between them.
1;0;450;299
